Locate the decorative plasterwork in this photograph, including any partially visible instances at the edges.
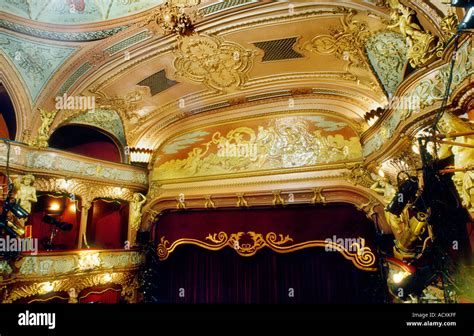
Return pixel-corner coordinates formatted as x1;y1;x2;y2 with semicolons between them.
152;113;362;182
302;9;369;71
0;142;148;187
387;1;444;68
439;8;459;41
66;87;150;144
141;1;199;36
62;108;126;145
157;231;376;271
345;163;378;188
3;271;140;303
0;249;143;302
365;31;408;95
363;39;474;157
29;108;55;148
142;160;390;230
13;250;143;279
0;31;76;102
173;34;254;92
33;177;138;205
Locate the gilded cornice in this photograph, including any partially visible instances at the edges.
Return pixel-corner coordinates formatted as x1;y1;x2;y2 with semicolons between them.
143;176;390;233
203;3;388;36
136;94;371;149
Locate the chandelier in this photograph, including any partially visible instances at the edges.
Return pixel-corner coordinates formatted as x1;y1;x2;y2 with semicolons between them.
144;1;199;36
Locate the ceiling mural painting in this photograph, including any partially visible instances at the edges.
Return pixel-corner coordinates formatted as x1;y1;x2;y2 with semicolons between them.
0;19;129;41
152;112;362;181
0;31;76;102
0;0;163;25
365;31;408;96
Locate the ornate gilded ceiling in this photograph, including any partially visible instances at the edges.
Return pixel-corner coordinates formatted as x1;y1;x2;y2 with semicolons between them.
0;0;467;157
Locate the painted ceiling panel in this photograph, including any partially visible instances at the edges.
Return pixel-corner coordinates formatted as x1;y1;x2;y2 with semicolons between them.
0;31;76;102
0;0;162;25
66;108;126;145
152;112;362;181
365;31;408;96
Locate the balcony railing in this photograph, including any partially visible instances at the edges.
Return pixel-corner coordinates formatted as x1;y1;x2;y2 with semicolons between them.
0;141;148;187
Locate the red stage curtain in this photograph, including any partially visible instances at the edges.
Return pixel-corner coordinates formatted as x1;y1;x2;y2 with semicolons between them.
152;204;384;304
153;203;379;259
156;245;383;304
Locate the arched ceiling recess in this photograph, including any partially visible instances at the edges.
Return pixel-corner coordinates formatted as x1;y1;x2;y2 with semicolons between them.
0;0;459;147
50;1;394;149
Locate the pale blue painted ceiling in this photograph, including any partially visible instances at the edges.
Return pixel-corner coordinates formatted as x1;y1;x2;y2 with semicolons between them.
0;0;162;25
0;31;76;102
365;31;408;96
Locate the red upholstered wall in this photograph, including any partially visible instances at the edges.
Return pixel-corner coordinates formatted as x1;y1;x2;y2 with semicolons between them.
86;200;129;249
29;194;80;251
65;141;121;163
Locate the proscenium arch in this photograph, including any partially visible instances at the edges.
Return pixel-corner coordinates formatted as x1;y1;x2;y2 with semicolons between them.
148;200;383;272
141;185;390;234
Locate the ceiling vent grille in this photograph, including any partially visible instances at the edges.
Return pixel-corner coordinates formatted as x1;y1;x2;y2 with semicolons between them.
253;37;304;62
137;70;177;96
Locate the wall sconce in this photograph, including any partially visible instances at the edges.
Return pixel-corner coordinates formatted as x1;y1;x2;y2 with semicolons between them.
129;147;153;164
38;281;55;294
49;202;61;212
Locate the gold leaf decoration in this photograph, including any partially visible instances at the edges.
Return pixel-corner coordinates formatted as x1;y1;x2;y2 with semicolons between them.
157;231;376;271
173;34;254;92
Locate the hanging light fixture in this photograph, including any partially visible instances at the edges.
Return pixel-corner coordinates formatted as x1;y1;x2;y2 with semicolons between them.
143;1;199;36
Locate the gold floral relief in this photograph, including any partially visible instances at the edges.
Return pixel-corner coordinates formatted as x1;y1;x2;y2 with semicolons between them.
302;8;369;70
152;114;362;181
173;34;254;92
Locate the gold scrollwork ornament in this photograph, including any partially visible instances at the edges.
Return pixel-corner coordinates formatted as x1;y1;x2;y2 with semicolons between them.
387;2;444;68
173;34;254;92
